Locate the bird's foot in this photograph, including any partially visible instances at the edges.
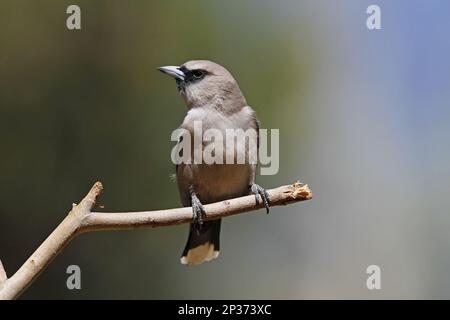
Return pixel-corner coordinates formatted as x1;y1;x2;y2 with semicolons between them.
190;190;206;232
250;183;270;214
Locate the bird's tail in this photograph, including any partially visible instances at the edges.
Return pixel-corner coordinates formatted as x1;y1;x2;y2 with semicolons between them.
180;219;221;266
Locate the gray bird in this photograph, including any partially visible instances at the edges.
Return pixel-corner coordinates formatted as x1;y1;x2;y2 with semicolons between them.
159;60;269;265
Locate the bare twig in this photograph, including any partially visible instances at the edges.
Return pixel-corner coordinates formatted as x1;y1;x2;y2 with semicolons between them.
0;260;7;284
0;181;312;300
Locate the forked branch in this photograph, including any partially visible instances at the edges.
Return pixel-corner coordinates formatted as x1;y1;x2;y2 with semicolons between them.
0;181;312;300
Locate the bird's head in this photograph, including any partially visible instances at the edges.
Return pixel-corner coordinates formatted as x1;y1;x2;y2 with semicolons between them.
158;60;246;111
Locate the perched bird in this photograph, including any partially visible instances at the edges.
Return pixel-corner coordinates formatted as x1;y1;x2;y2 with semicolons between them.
159;60;269;265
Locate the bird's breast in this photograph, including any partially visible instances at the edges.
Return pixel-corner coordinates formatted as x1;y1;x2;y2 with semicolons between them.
176;105;257;204
187;163;252;204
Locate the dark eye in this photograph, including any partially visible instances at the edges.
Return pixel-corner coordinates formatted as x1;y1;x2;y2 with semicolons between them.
191;70;205;80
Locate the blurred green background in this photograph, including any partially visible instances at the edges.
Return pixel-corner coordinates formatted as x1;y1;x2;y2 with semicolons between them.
1;0;450;299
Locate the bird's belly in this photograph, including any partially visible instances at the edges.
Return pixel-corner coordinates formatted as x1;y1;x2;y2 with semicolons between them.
190;163;251;204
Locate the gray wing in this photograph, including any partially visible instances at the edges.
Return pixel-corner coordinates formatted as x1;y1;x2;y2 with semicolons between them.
249;109;260;185
175;134;192;207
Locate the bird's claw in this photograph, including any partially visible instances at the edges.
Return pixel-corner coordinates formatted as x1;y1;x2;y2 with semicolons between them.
250;183;270;214
191;192;206;232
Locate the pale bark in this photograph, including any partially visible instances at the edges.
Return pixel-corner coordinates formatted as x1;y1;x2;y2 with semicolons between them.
0;181;312;300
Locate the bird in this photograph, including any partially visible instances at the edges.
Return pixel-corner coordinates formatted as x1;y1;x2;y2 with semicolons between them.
159;60;270;265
